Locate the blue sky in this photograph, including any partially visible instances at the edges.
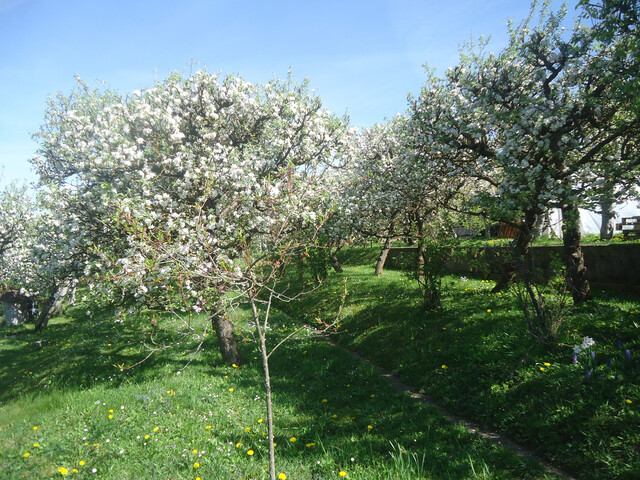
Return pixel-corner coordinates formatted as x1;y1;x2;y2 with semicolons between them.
0;0;578;187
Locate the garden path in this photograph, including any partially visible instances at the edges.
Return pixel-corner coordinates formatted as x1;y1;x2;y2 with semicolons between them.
313;328;579;480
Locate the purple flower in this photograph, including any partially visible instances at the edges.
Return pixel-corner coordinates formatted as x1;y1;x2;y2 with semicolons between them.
572;353;578;364
585;370;591;380
626;350;632;361
616;339;622;349
591;351;596;360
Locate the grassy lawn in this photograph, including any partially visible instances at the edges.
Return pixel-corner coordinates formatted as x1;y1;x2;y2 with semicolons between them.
1;297;557;479
276;246;640;480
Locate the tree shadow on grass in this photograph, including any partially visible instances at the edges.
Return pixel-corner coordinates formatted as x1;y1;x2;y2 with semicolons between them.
0;305;224;405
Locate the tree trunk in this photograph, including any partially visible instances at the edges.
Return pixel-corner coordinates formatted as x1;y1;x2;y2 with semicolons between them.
375;236;393;276
491;211;538;293
259;322;276;480
34;285;67;331
211;308;242;365
599;193;616;240
562;202;592;304
416;220;425;281
329;245;343;273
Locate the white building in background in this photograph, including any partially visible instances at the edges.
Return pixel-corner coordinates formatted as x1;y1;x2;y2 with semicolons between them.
541;201;640;238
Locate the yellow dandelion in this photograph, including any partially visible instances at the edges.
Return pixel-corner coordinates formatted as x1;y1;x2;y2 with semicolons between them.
441;365;448;369
367;425;373;430
257;418;263;423
79;461;85;466
322;399;328;403
540;367;545;371
244;427;251;432
487;309;492;313
626;399;633;404
279;474;287;480
544;362;551;367
290;437;296;442
228;388;234;393
235;442;243;448
144;435;150;440
108;414;113;419
247;449;254;456
370;394;375;398
232;363;238;368
154;427;159;432
205;425;212;430
339;471;347;477
58;467;68;475
33;426;38;430
33;443;39;447
23;452;30;458
72;469;78;473
193;462;200;468
109;409;114;413
192;449;198;454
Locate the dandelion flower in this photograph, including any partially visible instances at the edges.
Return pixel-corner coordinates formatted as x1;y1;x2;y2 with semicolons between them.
540;367;545;371
367;425;373;430
279;474;287;480
244;427;251;432
23;452;30;458
290;437;296;442
33;443;39;447
322;399;328;403
441;365;448;369
487;309;492;313
153;427;159;432
544;362;551;366
193;462;200;468
247;449;254;456
58;467;69;475
626;399;633;404
257;418;263;423
193;449;198;454
108;414;113;419
205;425;212;429
228;388;234;393
339;471;347;477
235;442;243;448
232;363;238;368
79;461;85;466
33;426;38;430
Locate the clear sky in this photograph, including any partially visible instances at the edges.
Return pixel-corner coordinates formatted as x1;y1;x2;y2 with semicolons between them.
0;0;579;187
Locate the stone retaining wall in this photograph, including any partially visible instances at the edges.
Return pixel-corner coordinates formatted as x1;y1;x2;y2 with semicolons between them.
386;244;640;288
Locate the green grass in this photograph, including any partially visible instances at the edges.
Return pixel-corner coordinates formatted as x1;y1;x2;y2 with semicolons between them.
277;246;640;480
1;298;558;479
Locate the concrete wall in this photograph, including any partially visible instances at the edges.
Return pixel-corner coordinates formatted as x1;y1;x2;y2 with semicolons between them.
386;244;640;288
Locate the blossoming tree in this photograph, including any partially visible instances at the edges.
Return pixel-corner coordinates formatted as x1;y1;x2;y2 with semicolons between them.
33;70;351;480
411;1;640;313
